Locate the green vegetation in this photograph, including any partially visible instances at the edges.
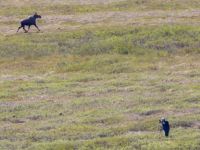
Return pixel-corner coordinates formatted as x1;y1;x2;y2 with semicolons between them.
1;25;200;58
0;0;200;150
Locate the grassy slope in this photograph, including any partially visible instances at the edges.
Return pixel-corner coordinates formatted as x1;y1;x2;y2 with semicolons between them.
0;0;200;150
1;0;200;15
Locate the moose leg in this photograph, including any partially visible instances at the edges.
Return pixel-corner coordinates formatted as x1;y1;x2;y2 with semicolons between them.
23;26;28;33
27;25;30;32
17;26;22;32
34;24;40;31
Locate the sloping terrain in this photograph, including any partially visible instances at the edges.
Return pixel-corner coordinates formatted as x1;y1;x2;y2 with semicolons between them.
0;0;200;150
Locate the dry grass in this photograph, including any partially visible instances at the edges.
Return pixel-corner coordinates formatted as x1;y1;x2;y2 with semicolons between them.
0;0;200;150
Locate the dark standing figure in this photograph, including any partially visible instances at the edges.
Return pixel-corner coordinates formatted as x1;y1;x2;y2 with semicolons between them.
17;13;42;33
159;117;170;137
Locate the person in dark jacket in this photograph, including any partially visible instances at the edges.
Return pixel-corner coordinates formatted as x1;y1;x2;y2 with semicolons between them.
159;117;170;137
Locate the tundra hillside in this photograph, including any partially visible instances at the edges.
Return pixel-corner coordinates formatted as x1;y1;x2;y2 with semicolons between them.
0;0;200;150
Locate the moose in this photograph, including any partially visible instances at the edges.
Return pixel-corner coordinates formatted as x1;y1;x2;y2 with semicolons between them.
17;13;42;33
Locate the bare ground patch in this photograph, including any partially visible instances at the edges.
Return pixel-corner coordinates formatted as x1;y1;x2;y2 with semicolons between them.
0;0;126;6
1;9;200;35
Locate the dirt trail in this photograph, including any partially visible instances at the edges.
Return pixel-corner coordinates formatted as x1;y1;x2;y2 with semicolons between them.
0;0;126;6
1;9;200;35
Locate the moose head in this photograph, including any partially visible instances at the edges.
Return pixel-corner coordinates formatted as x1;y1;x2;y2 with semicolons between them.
33;12;42;19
